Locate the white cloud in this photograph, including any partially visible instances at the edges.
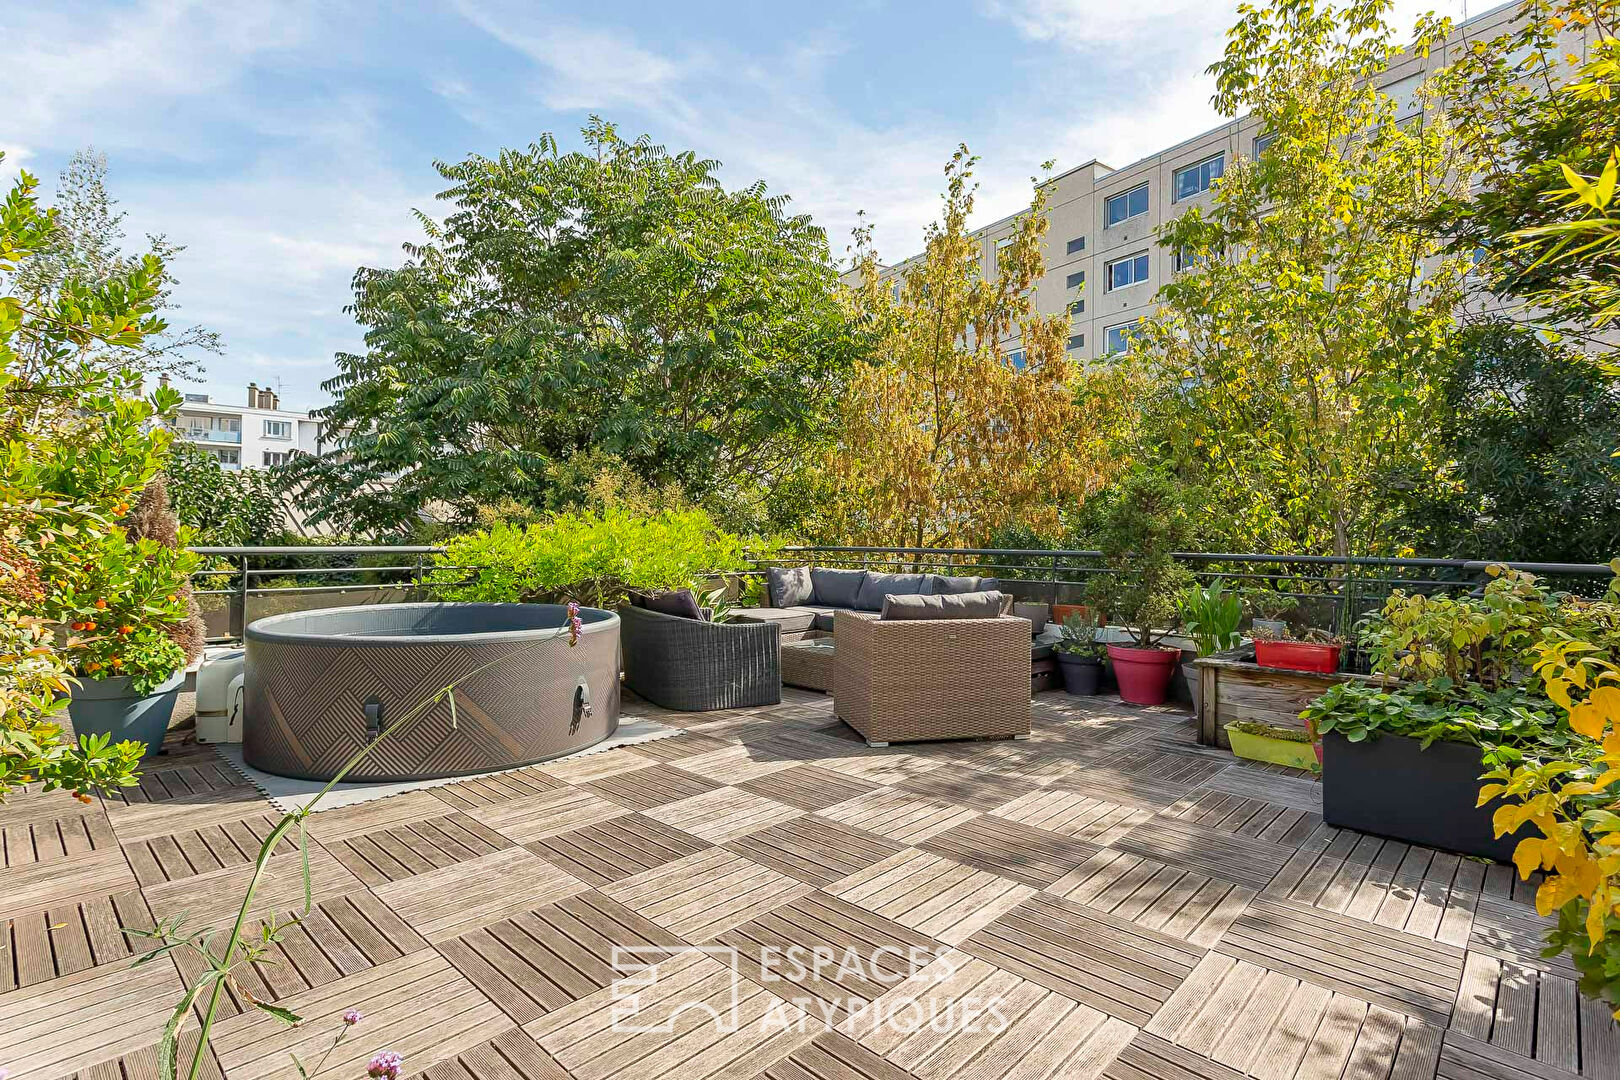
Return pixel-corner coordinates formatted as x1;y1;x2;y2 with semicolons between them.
980;0;1232;50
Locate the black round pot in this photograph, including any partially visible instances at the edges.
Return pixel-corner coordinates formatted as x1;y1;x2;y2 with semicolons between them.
1057;653;1104;695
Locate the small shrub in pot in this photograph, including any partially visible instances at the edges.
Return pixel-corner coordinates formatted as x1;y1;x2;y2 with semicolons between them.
1054;612;1106;695
1178;580;1243;711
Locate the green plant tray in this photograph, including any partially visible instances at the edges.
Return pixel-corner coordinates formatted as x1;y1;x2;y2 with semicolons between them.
1227;727;1320;773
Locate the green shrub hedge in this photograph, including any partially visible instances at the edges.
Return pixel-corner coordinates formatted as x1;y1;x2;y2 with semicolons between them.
431;508;760;608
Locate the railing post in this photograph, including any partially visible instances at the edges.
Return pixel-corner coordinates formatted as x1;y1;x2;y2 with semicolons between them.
413;554;423;594
232;553;249;639
1049;553;1060;606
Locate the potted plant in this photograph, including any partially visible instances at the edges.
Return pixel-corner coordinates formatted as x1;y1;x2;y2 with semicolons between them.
1252;623;1344;673
1081;470;1196;706
59;480;206;758
1053;612;1106;694
1225;721;1321;773
1178;580;1243;712
1243;586;1296;637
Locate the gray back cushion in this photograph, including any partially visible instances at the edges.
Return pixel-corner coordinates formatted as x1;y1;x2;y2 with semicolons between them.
854;572;930;611
880;590;1009;621
928;574;1001;595
767;565;813;608
810;567;867;608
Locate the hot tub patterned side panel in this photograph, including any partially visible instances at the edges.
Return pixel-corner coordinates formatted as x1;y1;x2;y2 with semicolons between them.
243;630;620;781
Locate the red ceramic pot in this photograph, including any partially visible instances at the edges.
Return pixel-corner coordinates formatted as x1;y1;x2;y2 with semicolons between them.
1106;643;1180;705
1253;640;1342;674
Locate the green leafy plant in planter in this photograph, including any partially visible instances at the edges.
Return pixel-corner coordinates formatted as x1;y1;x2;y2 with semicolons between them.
1225;720;1320;773
1081;469;1196;705
1054;611;1107;695
1178;580;1243;711
1242;584;1297;635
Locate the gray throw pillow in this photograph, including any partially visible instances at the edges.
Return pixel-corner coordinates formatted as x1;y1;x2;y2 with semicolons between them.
640;588;704;621
810;567;867;608
880;590;1010;621
854;571;930;611
928;574;1001;595
766;565;813;608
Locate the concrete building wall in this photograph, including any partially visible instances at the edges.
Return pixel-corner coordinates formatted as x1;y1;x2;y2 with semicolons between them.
174;382;326;470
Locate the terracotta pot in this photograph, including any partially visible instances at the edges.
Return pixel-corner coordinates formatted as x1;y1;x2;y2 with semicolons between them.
1106;644;1179;705
1254;639;1342;674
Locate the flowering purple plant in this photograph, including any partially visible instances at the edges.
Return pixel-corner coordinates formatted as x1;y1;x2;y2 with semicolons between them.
343;1008;363;1025
567;600;583;646
367;1051;403;1079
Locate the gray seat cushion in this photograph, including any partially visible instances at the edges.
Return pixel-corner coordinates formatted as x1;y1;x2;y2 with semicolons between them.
854;572;930;612
929;574;1001;595
879;590;1009;621
812;607;874;632
767;565;813;608
731;606;819;634
810;568;867;608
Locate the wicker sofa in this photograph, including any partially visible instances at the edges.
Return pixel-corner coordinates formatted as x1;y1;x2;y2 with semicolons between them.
831;610;1031;746
619;605;781;711
733;567;1002;641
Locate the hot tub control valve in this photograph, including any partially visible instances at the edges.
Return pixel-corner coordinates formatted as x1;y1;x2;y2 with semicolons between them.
573;679;592;733
364;696;384;737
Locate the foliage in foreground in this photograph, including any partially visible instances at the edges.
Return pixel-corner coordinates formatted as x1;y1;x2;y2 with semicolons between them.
431;507;760;608
1125;0;1480;556
291;118;859;535
164;439;285;547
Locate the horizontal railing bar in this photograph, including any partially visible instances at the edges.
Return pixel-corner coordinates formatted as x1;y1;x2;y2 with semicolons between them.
189;545;444;556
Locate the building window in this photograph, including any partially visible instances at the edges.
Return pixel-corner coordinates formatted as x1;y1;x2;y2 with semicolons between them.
1066;334;1084;352
1104;320;1143;356
1382;72;1424;117
1007;349;1025;370
1174;153;1224;201
1104;184;1149;227
264;419;292;439
1067;298;1084;314
890;281;901;301
1107;252;1151;291
1065;270;1086;290
1252;132;1275;158
1173;246;1221;273
206;447;240;466
1066;236;1086;255
263;451;290;467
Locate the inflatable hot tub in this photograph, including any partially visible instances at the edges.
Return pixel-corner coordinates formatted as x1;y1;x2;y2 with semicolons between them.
243;603;619;781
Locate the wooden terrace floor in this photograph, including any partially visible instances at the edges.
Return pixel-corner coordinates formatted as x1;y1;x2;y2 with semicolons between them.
3;688;1618;1080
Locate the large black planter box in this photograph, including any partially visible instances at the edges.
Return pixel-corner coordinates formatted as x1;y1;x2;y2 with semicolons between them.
1322;731;1532;863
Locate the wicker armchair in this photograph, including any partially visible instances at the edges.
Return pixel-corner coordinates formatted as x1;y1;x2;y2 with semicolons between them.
831;611;1031;746
619;605;781;711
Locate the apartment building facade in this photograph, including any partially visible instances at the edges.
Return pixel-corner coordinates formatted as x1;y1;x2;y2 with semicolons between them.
174;382;326;470
871;1;1522;363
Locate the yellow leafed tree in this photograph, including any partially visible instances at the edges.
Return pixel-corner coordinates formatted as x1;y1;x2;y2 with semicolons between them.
823;147;1122;549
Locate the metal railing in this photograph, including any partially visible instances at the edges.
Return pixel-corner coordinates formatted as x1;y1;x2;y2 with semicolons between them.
760;545;1618;641
188;545;471;642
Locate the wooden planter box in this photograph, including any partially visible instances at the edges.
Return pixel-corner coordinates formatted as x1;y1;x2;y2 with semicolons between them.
1193;645;1387;748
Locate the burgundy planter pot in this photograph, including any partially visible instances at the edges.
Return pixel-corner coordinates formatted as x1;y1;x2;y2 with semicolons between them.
1107;643;1180;705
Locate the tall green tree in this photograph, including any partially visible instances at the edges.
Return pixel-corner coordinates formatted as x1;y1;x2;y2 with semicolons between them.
1127;0;1479;556
291;119;858;534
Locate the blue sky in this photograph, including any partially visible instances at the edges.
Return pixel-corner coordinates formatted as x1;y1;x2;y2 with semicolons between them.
8;0;1461;412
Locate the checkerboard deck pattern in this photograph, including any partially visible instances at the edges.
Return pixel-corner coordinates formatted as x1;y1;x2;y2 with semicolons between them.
3;688;1616;1080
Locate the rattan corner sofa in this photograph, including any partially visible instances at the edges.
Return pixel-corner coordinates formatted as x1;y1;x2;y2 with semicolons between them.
830;610;1031;746
619;605;781;711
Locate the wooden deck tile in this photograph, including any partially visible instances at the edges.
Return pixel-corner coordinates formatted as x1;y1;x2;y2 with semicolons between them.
960;890;1203;1027
375;845;586;942
1;888;153;993
121;811;299;886
103;783;277;843
324;811;513;886
919;816;1100;888
305;790;461;843
536;748;659;785
468;785;633;843
756;1031;920;1080
624;732;736;763
1047;848;1256;948
673;743;806;784
818;790;979;845
526;948;815;1080
1146;952;1444;1080
1214;895;1466;1026
1092;746;1229;788
213;948;509;1080
1051;767;1190;812
0;953;186;1080
718;891;942;1022
603;847;816;942
411;1026;570;1080
828;849;1035;945
439;890;685;1026
0;847;139;923
643;786;807;844
841;949;1138;1079
1452;951;1620;1078
737;764;882;811
1197;765;1323;814
105;758;247;806
2;810;116;867
725;815;903;888
1266;827;1484;946
1160;789;1321;848
525;813;711;887
430;767;570;811
141;844;361;927
66;1030;225;1080
1440;1029;1584;1080
1114;816;1296;891
170;889;427;1017
896;767;1039;811
1470;894;1580;976
584;763;723;810
990;788;1152;845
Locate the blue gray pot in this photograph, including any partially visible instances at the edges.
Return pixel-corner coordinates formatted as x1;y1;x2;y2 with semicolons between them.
65;669;184;759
